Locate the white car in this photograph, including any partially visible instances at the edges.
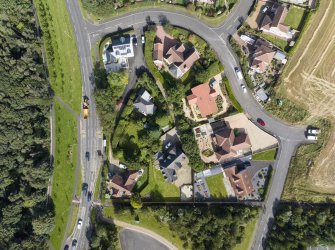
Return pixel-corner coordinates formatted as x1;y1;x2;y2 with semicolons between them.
240;84;247;93
119;164;127;169
307;135;317;141
141;35;145;44
307;128;320;135
77;219;82;229
262;6;269;13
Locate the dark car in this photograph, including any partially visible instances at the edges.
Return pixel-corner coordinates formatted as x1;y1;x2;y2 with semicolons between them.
257;118;265;126
64;245;69;250
87;191;92;202
82;183;88;196
72;239;77;250
85;152;90;161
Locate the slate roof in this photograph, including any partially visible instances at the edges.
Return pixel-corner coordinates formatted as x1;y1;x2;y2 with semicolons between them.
134;88;156;116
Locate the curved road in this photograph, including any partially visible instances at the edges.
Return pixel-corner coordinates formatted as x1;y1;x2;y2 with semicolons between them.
64;1;309;249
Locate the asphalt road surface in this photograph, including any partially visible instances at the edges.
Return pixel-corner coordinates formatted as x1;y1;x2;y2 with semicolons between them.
119;229;169;250
64;0;310;249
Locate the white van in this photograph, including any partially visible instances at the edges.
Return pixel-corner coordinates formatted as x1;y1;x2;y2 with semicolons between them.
307;135;317;141
307;128;320;134
235;67;243;81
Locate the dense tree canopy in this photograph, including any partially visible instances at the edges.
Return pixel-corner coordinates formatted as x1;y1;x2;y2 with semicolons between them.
0;1;54;248
267;204;335;250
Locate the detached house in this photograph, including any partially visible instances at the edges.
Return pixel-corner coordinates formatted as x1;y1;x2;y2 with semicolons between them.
224;165;254;199
153;26;200;79
134;88;156;116
260;5;295;40
250;39;275;73
107;170;142;198
212;128;251;162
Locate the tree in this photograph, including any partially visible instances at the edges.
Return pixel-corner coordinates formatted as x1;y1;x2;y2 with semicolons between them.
130;193;143;209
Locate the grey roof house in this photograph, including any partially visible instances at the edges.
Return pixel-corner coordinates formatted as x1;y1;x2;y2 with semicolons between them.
133;88;156;116
156;147;187;183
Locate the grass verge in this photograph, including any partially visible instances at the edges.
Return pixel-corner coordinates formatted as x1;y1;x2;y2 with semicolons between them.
94;165;102;200
252;148;277;161
35;0;82;112
139;163;180;201
49;102;78;249
81;0;233;26
67;205;79;237
103;206;187;249
223;77;243;112
282;118;333;202
205;174;228;199
233;217;258;250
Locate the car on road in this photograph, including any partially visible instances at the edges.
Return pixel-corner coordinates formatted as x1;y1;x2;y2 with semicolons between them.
87;191;92;202
235;67;243;80
141;35;145;44
64;245;69;250
257;118;265;126
72;239;77;250
307;128;320;135
82;183;88;195
77;219;82;229
85;151;90;161
240;84;247;93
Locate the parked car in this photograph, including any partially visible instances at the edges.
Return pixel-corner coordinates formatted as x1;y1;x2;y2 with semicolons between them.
307;135;317;141
240;84;247;93
235;67;243;80
257;118;265;126
72;239;77;250
87;191;92;202
165;142;172;149
85;152;90;161
119;163;127;169
262;6;269;13
307;128;320;135
141;35;145;44
132;35;137;46
77;219;82;229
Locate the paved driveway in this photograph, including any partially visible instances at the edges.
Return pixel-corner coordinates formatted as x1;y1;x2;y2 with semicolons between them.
120;228;169;250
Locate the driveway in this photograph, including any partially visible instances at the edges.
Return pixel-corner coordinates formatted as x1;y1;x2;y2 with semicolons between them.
119;228;170;250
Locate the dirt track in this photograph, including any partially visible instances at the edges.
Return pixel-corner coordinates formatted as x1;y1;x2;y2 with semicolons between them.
282;0;335;193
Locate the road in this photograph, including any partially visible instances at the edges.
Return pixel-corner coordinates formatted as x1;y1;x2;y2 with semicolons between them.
64;1;309;249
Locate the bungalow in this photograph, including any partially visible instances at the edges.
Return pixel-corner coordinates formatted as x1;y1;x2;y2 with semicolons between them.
260;5;295;40
187;83;219;118
224;165;254;199
153;26;200;79
133;88;156;116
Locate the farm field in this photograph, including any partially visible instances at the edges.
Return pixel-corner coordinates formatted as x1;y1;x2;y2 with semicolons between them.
279;0;335;200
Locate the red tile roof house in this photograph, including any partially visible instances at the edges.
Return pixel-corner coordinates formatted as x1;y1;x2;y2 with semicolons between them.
224;165;254;199
108;171;139;198
211;128;252;162
153;26;200;79
250;39;276;74
259;4;295;40
186;83;219;118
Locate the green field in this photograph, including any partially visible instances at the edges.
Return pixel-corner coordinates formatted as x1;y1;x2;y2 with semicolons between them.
284;6;306;30
252;148;277;161
206;174;228;199
103;206;187;250
50;102;78;249
233;217;258;250
139;164;180;201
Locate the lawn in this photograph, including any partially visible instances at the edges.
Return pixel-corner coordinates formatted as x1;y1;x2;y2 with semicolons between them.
233;217;258;250
259;33;289;52
205;174;228;199
35;0;82;112
284;6;306;30
49;102;78;250
252;148;277;161
139;163;180;201
103;206;187;250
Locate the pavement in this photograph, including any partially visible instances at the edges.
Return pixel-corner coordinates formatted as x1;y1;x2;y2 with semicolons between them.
63;0;311;249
